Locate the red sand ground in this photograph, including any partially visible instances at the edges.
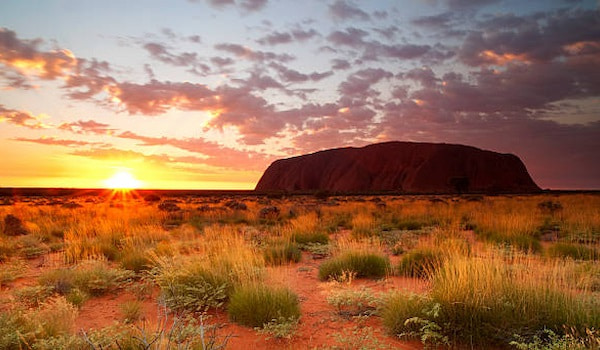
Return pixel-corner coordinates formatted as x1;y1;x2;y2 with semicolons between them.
70;252;425;349
68;254;426;349
1;244;427;349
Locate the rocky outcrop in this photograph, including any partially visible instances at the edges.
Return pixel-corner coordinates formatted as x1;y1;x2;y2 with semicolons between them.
255;142;540;194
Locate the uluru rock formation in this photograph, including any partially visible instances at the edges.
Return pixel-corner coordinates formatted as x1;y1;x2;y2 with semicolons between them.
255;142;540;194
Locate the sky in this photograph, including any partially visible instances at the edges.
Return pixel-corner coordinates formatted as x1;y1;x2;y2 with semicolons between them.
0;0;599;190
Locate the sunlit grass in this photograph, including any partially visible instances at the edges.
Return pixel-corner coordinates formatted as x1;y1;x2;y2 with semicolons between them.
0;193;599;348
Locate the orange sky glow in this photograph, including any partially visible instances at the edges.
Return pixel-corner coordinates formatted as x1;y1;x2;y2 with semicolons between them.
1;1;599;190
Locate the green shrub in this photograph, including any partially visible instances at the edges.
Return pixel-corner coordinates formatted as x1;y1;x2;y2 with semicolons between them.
381;292;431;336
511;328;599;350
14;285;55;307
228;284;300;328
397;248;444;278
120;300;143;324
327;287;380;317
65;288;88;308
264;241;302;266
0;311;27;350
77;313;231;350
291;231;329;245
318;251;390;281
429;257;600;345
257;316;299;339
17;235;50;259
152;259;230;313
119;249;152;272
547;243;599;261
383;256;600;347
32;296;77;338
479;230;542;253
39;260;133;298
0;258;27;288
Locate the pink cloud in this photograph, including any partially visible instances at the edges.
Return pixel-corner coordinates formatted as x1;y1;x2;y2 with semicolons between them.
0;105;48;129
0;28;77;83
13;136;105;147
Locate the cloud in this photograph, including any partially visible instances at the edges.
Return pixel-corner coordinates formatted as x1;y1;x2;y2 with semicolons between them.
372;26;400;40
143;42;207;70
257;31;292;46
63;59;116;100
425;0;500;10
58;120;116;135
327;27;451;62
256;28;318;46
411;12;455;30
210;56;235;67
0;105;49;129
13;136;105;147
459;8;600;66
269;62;333;83
214;43;295;62
329;0;370;21
380;110;600;189
338;68;393;97
117;131;272;170
327;27;369;48
191;0;267;12
331;58;351;70
445;0;500;9
0;27;77;84
232;71;284;90
107;80;217;115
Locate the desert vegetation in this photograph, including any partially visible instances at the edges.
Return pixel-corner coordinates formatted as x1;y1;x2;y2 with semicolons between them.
0;192;599;349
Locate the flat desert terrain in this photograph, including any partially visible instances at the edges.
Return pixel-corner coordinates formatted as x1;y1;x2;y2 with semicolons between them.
1;192;599;349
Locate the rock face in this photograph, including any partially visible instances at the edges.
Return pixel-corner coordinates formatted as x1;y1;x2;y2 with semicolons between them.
255;142;540;193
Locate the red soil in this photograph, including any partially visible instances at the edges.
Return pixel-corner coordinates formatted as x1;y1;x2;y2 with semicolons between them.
69;252;425;349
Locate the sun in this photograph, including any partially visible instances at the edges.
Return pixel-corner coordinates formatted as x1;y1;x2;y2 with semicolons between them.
103;170;142;190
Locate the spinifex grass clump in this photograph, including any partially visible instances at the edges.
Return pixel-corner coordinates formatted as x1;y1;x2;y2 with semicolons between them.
380;292;431;336
397;247;445;278
0;296;78;349
119;248;152;273
289;212;329;245
351;211;377;237
470;201;543;252
152;225;265;313
318;251;390;281
152;257;230;313
383;253;600;347
227;284;300;328
263;240;301;266
547;242;599;261
38;260;133;301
